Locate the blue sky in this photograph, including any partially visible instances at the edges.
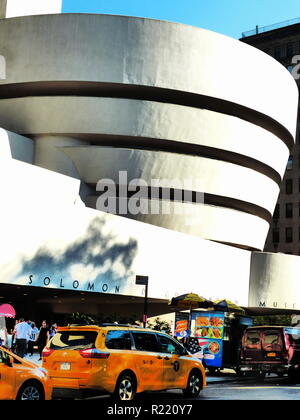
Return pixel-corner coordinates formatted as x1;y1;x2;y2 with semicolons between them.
62;0;300;39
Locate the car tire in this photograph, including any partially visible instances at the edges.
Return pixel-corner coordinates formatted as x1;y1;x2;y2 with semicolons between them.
183;370;203;398
114;373;136;401
16;381;44;400
235;367;246;377
288;369;299;384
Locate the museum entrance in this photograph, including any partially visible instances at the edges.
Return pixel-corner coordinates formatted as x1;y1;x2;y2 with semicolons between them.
0;283;170;328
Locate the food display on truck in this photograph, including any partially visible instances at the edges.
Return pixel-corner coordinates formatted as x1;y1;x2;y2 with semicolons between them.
191;312;225;368
174;309;254;372
174;313;190;338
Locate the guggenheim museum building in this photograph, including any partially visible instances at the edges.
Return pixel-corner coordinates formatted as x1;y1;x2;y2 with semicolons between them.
0;0;299;321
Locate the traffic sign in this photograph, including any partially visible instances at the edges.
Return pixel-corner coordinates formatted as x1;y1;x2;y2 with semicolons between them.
136;275;149;285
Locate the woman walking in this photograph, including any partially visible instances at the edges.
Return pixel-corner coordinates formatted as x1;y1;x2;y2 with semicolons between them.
36;320;49;361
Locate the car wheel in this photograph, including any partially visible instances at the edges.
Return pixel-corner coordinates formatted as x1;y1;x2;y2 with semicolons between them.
183;370;203;398
114;373;136;401
17;382;44;400
257;371;266;381
235;367;246;377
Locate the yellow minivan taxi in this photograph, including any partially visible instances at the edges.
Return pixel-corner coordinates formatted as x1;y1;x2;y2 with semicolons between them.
0;346;52;400
42;324;206;400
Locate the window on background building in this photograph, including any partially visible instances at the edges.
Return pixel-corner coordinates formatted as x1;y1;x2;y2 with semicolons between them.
287;156;293;170
287;42;294;57
286;227;293;243
286;179;293;194
274;46;281;58
286;203;293;218
272;228;280;243
274;204;280;219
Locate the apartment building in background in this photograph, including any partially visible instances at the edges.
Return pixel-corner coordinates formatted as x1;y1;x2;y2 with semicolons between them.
241;19;300;255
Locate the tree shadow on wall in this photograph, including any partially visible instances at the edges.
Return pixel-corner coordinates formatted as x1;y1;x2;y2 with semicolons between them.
16;217;138;287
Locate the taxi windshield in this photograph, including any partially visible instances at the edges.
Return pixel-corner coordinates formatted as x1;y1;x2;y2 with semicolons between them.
49;331;97;350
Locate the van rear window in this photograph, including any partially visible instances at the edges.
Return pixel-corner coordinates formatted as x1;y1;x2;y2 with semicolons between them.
245;331;260;349
49;331;97;350
262;331;282;351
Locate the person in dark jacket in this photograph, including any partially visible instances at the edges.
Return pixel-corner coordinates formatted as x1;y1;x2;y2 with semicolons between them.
36;320;49;361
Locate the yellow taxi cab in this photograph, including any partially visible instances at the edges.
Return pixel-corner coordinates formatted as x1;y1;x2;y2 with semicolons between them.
42;324;206;400
0;346;52;400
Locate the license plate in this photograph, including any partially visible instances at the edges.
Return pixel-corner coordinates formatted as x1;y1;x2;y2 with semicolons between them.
267;352;276;357
60;362;71;370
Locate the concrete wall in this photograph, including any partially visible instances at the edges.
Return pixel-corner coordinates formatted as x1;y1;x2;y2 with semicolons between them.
249;252;300;310
0;156;252;306
0;14;299;311
0;14;296;251
0;156;299;310
0;128;34;164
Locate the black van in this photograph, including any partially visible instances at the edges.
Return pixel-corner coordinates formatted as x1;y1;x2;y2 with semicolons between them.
239;326;300;379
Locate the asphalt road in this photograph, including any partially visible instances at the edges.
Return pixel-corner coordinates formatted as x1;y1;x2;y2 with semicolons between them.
203;378;300;400
84;375;300;402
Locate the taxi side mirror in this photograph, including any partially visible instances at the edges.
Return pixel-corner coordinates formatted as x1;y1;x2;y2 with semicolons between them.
180;348;189;356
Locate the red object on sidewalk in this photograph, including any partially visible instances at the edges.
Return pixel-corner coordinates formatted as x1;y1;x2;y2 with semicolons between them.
0;304;16;318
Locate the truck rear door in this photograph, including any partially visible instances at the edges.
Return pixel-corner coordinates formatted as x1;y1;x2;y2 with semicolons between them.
242;329;262;365
283;328;300;366
261;329;285;364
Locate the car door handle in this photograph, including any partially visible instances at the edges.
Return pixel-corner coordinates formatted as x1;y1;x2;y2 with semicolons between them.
164;356;171;360
157;355;163;359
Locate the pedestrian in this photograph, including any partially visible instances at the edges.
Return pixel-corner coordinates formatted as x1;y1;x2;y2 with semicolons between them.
7;329;13;351
49;323;57;340
36;320;49;360
14;317;32;358
11;319;19;353
0;317;8;348
27;322;39;356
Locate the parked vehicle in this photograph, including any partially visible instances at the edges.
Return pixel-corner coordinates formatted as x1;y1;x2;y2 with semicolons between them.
0;346;52;400
42;324;206;400
175;310;253;374
239;326;300;379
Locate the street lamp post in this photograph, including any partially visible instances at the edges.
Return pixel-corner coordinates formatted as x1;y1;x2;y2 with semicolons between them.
136;275;149;328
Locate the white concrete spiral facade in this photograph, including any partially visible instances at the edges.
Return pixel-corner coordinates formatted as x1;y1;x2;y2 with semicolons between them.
0;13;298;251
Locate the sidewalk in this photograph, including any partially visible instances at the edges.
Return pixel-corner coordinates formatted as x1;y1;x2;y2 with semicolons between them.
205;369;240;383
24;352;42;366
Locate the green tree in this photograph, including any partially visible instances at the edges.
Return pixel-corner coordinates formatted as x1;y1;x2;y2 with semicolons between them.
69;312;98;325
253;314;292;326
147;317;172;335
